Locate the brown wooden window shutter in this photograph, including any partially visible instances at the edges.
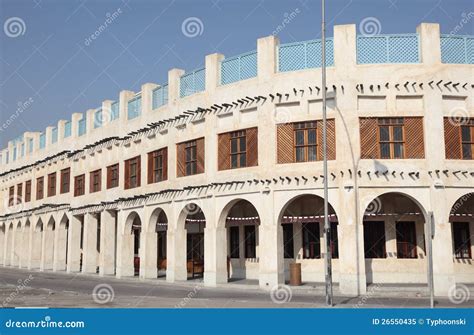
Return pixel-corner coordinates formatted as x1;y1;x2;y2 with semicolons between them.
316;119;336;161
277;123;294;164
196;137;205;174
162;147;168;180
444;117;462;159
404;117;425;159
147;152;153;184
176;143;186;177
136;158;141;187
360;118;379;159
247;127;258;167
218;132;231;171
124;160;130;189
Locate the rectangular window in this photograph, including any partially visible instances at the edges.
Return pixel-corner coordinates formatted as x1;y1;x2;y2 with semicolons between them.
331;222;339;259
8;186;14;206
148;148;167;184
453;222;471;259
16;183;22;204
396;221;417;259
283;224;294;258
125;156;141;189
364;221;386;258
36;176;44;200
244;225;256;258
107;164;119;189
461;124;474;160
60;168;70;194
378;118;404;159
303;222;320;259
47;172;56;197
230;130;247;168
229;226;240;259
39;133;46;149
25;180;31;202
185;140;197;176
74;174;85;197
90;169;101;193
294;122;317;162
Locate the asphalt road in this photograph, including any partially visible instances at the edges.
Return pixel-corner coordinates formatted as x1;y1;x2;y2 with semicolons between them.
0;267;472;308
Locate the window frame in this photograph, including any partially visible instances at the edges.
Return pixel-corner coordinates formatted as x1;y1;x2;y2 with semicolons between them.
47;172;56;197
148;148;166;184
453;222;472;259
36;176;44;200
74;174;85;197
293;121;318;163
363;221;386;259
460;123;474;160
60;168;70;194
395;221;417;259
185;140;197;176
125;156;141;189
302;222;321;259
107;163;119;189
377;118;405;159
25;180;32;202
90;169;101;193
230;130;247;169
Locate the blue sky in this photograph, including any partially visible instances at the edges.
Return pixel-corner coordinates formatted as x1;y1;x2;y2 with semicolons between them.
0;0;473;147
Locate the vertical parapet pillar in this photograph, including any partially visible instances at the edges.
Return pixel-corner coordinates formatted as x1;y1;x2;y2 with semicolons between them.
141;83;158;114
168;68;185;103
417;23;441;65
334;24;357;70
205;53;225;92
71;113;83;139
101;100;114;126
257;35;279;82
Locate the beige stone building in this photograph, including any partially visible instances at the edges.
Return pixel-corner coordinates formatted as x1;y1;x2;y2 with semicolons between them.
0;23;472;297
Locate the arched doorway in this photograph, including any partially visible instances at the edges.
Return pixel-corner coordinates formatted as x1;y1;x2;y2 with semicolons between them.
146;208;168;279
31;219;43;269
12;221;21;266
449;193;474;283
42;217;55;270
5;223;13;266
362;192;427;285
54;214;69;271
122;212;142;277
22;220;31;268
223;200;260;282
183;203;206;279
279;194;339;283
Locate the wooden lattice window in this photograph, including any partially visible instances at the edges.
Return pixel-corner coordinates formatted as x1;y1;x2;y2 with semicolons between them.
47;172;56;197
74;174;85;197
36;177;44;200
107;164;119;189
60;168;70;194
89;169;101;193
148;148;167;183
125;156;141;189
461;122;474;159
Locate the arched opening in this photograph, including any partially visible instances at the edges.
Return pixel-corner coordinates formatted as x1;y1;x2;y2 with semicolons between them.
131;215;141;276
183;203;206;280
12;221;21;266
146;208;168;279
224;200;260;283
31;219;43;269
42;216;55;270
0;223;5;265
362;192;427;286
279;194;339;284
21;220;31;268
449;193;474;283
5;223;13;266
55;214;69;271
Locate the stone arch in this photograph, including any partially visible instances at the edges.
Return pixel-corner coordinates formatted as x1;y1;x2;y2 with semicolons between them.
361;191;429;286
277;194;340;283
218;198;261;282
448;192;473;263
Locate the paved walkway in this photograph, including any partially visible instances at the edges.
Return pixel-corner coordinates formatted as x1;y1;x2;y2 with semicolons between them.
0;267;472;308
